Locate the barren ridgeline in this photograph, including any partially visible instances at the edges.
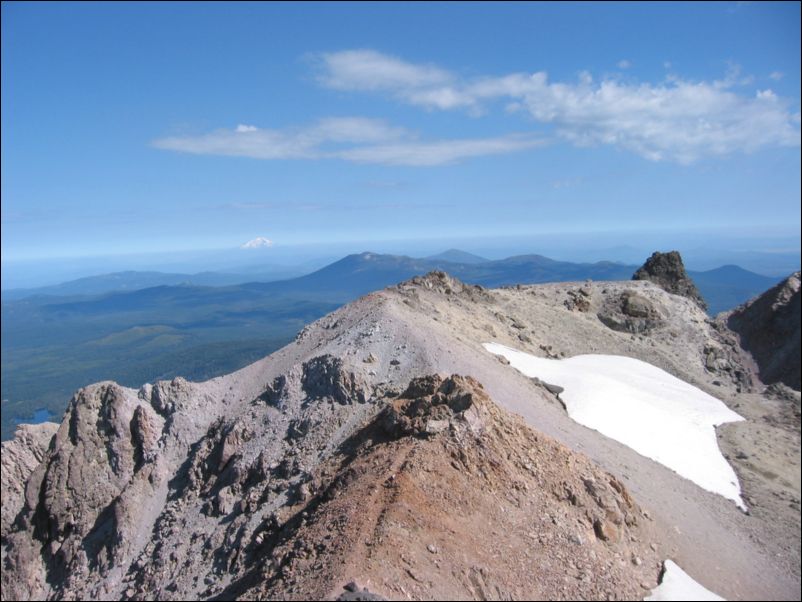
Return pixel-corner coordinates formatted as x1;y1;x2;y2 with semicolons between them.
1;254;800;601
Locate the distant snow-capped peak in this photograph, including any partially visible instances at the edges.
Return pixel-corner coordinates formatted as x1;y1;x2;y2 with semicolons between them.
240;237;273;249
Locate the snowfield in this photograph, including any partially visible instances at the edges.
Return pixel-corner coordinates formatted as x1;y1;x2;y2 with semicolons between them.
646;560;726;601
483;342;746;509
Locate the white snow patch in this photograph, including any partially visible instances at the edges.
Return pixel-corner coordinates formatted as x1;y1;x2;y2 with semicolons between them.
483;342;746;509
646;560;725;601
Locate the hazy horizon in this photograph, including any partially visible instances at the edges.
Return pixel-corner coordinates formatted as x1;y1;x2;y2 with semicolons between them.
2;227;800;291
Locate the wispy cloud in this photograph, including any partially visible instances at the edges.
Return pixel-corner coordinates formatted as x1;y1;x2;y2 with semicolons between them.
154;117;408;160
154;117;544;166
712;62;754;89
617;59;632;69
769;71;784;81
315;49;453;92
337;134;546;166
316;50;801;163
313;49;479;112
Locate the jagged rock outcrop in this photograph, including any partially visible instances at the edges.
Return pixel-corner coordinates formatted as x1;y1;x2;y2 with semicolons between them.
0;356;379;600
233;374;662;601
564;282;593;312
302;355;368;404
1;422;58;539
1;383;168;600
727;271;801;390
397;270;492;304
633;251;707;311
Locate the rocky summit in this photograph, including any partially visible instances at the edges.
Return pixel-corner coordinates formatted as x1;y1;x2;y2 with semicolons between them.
632;250;708;311
727;271;801;391
1;266;800;601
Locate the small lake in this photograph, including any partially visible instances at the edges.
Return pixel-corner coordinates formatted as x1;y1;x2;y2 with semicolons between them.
13;408;56;426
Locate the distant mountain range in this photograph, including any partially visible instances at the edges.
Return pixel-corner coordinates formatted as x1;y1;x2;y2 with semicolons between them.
239;251;779;314
1;249;786;439
1;271;254;300
3;250;782;312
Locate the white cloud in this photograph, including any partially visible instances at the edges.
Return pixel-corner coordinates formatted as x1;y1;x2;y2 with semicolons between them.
509;72;798;163
154;117;407;160
315;49;481;112
154;117;543;166
315;49;452;91
617;59;632;69
310;116;408;143
769;71;784;81
713;63;754;89
338;134;546;166
315;50;801;163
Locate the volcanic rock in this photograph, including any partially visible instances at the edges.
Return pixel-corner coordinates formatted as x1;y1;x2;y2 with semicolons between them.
727;271;801;390
1;272;798;601
0;422;58;538
633;251;707;311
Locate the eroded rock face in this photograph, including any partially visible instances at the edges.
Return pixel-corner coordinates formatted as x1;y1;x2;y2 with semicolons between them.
302;355;367;404
258;371;300;408
1;383;168;601
1;422;58;538
149;376;195;416
380;374;487;438
727;271;801;390
37;384;153;543
633;251;707;311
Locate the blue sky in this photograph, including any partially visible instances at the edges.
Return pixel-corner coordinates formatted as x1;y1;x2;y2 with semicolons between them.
2;1;800;262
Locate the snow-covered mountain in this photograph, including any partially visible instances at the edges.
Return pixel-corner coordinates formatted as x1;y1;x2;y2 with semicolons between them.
239;237;273;249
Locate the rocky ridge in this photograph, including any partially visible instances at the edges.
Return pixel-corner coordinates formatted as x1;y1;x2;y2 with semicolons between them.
1;265;799;600
235;374;662;601
726;271;801;391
